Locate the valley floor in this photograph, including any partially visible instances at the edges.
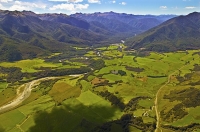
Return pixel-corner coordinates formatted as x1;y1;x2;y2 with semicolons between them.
1;44;200;132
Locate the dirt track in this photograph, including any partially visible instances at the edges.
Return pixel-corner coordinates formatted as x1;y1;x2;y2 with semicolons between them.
154;66;185;132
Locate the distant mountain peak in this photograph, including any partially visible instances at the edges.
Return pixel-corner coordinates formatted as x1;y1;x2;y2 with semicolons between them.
187;11;200;16
22;10;36;16
2;10;25;17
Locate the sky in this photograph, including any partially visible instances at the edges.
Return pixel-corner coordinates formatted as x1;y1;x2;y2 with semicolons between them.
0;0;199;15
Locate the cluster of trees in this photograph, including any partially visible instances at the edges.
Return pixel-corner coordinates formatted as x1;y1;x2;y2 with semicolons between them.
30;67;91;79
0;66;90;84
44;49;88;63
0;44;22;62
176;71;197;83
0;66;23;83
162;87;200;122
97;90;152;113
36;79;59;95
145;44;176;52
176;76;185;83
164;87;200;108
89;59;105;70
93;80;113;88
160;103;188;122
193;64;200;71
98;90;125;110
189;80;200;86
125;66;144;73
192;51;200;56
147;75;167;78
124;96;150;112
93;114;156;132
118;70;126;76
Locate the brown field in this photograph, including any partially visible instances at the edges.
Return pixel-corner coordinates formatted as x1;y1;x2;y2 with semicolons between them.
49;82;81;104
0;87;17;106
92;77;106;85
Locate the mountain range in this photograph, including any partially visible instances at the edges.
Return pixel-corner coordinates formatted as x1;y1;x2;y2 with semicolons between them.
0;10;176;61
126;12;200;52
71;11;175;32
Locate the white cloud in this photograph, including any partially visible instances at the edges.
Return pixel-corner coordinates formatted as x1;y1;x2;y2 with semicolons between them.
75;4;89;10
160;6;167;9
119;2;126;5
88;0;101;4
9;1;46;11
185;6;196;9
49;3;89;11
107;1;115;4
48;0;83;3
0;0;12;3
9;5;29;11
0;3;6;9
49;3;74;10
108;1;115;4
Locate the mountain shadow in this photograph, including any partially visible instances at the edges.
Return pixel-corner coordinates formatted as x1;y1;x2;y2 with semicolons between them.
29;102;121;132
0;127;5;132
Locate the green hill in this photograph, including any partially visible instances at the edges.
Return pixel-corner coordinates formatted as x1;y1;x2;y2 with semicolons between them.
0;10;107;61
126;12;200;52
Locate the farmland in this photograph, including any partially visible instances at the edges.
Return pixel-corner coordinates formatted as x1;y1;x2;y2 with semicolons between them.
0;44;200;131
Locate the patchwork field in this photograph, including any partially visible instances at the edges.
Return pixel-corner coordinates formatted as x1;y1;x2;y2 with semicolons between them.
0;44;200;131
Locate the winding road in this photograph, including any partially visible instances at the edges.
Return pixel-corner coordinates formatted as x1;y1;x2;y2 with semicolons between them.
0;77;60;114
154;66;185;132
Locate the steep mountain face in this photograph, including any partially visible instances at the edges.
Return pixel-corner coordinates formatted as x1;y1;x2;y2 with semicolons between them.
38;13;113;38
0;10;107;44
39;13;90;30
126;12;200;52
0;10;109;61
71;12;176;33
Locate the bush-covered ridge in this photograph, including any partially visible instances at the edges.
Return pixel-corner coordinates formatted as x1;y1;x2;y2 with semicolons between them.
126;12;200;52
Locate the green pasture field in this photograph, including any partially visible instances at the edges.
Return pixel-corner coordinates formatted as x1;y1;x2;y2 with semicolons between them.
49;82;81;103
0;58;84;73
18;95;55;115
54;98;123;131
142;116;155;123
0;86;17;106
0;95;55;131
1;45;200;131
77;91;103;106
0;82;7;92
138;99;154;109
59;75;83;87
84;51;97;57
159;85;200;127
75;91;123;122
129;126;142;132
147;52;165;60
102;50;123;58
20;115;35;132
97;45;120;51
0;59;50;73
79;80;92;92
0;109;25;131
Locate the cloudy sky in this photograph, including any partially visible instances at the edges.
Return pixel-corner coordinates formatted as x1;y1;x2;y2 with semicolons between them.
0;0;199;15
